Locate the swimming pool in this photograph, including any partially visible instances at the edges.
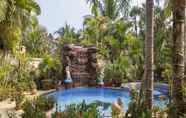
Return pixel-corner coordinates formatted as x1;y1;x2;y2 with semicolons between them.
48;87;168;116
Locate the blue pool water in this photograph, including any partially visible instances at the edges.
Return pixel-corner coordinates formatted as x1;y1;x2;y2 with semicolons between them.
48;87;168;116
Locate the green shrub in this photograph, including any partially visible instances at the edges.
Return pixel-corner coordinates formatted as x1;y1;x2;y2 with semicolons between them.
35;96;56;111
103;55;131;86
22;96;55;118
0;23;21;52
14;91;24;110
39;55;62;80
29;81;37;90
22;101;45;118
126;89;167;118
0;86;16;101
167;102;186;118
52;101;102;118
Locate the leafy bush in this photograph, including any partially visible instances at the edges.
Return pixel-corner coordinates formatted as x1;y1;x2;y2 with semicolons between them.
0;23;21;52
36;55;62;89
103;53;143;87
29;81;37;90
22;96;55;118
125;89;146;118
126;89;167;118
39;55;62;80
0;86;16;101
12;83;27;110
0;58;31;101
35;96;56;111
22;101;45;118
104;55;132;86
52;101;102;118
161;63;173;82
0;61;15;88
14;91;24;110
167;101;186;118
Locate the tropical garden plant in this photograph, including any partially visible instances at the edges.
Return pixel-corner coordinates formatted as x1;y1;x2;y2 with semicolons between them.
22;101;46;118
35;96;56;111
52;101;102;118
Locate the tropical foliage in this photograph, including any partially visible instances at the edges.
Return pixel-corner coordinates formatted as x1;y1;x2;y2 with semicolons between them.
22;96;55;118
0;0;186;117
52;101;102;118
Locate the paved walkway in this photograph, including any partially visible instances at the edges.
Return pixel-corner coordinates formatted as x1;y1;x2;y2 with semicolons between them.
0;99;22;118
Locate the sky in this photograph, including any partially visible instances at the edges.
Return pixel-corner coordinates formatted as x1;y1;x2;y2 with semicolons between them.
36;0;91;34
36;0;146;34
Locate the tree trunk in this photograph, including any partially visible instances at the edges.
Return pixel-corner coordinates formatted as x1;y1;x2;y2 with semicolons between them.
172;0;186;115
144;0;154;110
185;3;186;69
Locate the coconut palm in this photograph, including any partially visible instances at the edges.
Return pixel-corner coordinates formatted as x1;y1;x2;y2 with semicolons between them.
163;0;186;116
86;0;130;19
55;24;80;44
86;0;100;17
171;0;186;117
144;0;154;111
0;0;41;46
0;0;40;24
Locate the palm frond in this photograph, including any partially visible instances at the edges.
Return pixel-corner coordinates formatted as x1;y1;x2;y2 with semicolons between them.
117;0;130;17
163;0;172;17
0;0;7;22
15;0;41;15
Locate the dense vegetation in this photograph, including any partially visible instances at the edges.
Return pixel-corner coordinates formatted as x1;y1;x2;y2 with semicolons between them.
22;96;55;118
0;0;185;118
52;101;102;118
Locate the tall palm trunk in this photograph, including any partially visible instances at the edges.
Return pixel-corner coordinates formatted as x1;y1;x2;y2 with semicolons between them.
185;6;186;71
172;0;186;115
144;0;154;110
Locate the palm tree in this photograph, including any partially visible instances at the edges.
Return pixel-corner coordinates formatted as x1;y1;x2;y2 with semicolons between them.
130;6;143;37
100;0;119;19
0;0;40;23
0;0;40;53
55;24;80;44
86;0;100;17
171;0;186;116
144;0;154;111
86;0;130;19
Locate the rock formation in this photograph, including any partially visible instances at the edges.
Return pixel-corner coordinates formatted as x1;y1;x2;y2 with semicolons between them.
62;44;97;87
